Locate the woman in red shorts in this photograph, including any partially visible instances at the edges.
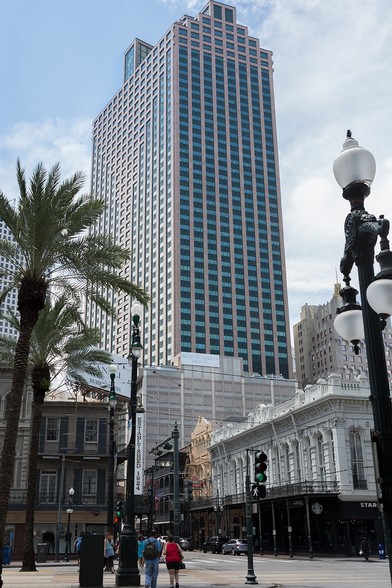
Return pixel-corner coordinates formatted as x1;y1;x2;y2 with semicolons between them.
162;534;183;588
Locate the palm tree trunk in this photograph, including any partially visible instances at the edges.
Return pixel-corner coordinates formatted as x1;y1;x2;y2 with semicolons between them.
0;280;46;588
0;324;35;584
21;367;48;571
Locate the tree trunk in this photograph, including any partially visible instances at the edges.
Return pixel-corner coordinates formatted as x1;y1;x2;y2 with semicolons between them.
0;279;46;588
21;366;49;571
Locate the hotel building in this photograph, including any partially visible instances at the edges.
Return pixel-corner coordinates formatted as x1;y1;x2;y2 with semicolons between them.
87;1;292;378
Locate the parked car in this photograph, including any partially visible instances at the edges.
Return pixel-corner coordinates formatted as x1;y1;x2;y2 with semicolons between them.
222;538;248;555
179;537;194;551
202;536;229;554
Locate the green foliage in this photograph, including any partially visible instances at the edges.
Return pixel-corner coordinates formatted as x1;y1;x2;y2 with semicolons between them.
0;294;112;391
0;160;149;311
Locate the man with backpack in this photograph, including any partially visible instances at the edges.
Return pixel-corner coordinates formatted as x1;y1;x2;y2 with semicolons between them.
142;530;162;588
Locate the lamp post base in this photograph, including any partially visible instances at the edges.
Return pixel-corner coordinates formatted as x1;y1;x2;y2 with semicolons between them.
115;524;140;587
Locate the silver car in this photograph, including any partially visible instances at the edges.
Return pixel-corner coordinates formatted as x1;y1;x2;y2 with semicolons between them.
222;538;248;555
179;537;194;551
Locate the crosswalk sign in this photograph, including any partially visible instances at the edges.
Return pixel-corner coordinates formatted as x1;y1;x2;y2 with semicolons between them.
251;484;259;498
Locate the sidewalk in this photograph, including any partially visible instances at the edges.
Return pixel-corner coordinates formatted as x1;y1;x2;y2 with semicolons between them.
1;561;263;588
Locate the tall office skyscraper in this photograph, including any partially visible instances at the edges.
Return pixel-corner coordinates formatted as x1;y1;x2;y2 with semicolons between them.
0;219;19;339
87;0;292;378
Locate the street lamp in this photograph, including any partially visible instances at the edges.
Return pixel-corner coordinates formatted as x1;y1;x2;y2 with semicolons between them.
172;424;180;543
333;130;392;582
63;487;74;562
213;490;223;535
116;303;143;587
107;363;117;533
148;424;180;542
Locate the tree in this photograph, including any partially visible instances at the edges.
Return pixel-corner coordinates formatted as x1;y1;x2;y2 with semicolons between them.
0;296;112;571
0;161;148;584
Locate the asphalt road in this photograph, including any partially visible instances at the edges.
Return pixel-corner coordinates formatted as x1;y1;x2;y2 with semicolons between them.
1;551;391;588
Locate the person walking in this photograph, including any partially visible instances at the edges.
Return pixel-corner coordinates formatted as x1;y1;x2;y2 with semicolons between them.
162;534;183;588
359;537;370;561
74;532;84;566
104;532;115;573
143;530;162;588
138;534;145;569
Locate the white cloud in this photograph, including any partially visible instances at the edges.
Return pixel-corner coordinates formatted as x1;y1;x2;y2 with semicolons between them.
0;117;92;199
161;0;392;327
2;0;392;335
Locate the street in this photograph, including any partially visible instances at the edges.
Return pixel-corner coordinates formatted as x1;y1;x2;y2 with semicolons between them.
1;551;391;588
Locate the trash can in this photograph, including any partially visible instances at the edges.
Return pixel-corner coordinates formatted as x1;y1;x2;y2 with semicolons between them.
3;546;11;565
79;534;104;587
378;543;386;559
36;543;47;563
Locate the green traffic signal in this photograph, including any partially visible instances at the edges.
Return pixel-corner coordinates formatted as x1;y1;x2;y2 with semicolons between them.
254;451;268;483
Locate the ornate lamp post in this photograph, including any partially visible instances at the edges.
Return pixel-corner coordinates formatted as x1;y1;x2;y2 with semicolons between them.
116;303;143;586
213;490;223;535
172;424;180;543
333;131;392;583
107;363;117;533
63;487;74;562
148;425;180;542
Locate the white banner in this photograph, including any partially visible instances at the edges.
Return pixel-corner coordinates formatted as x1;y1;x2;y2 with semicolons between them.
67;352;131;399
134;411;145;495
180;352;220;367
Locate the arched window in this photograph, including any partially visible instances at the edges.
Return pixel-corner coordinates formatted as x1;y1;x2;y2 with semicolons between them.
350;430;367;489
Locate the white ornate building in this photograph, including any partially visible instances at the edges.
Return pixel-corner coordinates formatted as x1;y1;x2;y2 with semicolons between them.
207;373;383;556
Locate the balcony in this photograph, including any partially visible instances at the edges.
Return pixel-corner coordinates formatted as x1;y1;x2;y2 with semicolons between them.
190;480;340;509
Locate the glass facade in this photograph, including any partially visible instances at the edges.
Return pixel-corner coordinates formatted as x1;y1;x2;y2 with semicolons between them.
88;1;292;378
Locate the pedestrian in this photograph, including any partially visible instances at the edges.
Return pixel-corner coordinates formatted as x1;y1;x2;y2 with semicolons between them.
138;534;145;568
48;530;55;555
143;530;162;588
74;531;84;566
162;534;183;588
359;536;370;561
42;530;50;554
104;532;115;573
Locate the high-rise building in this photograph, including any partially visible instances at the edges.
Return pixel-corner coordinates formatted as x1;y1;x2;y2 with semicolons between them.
0;219;19;339
87;0;292;378
293;283;392;387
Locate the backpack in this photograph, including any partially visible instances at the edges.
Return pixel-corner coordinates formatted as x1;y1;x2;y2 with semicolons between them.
144;539;159;560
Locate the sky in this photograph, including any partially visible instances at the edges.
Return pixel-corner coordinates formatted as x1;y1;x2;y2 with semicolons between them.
1;0;392;332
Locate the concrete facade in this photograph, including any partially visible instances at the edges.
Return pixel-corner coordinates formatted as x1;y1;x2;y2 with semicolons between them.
204;373;382;555
293;283;392;387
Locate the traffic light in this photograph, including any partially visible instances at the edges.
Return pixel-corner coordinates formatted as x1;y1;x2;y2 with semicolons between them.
114;516;119;525
254;451;268;483
116;499;124;518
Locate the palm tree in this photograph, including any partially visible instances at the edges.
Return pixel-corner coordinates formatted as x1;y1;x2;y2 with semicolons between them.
0;297;112;571
0;161;148;584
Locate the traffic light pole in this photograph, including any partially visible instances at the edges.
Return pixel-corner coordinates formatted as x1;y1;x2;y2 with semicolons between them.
245;449;258;585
